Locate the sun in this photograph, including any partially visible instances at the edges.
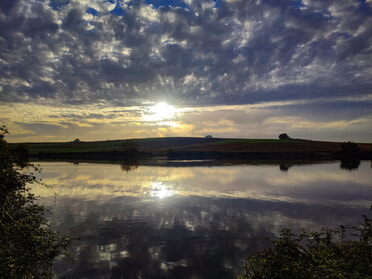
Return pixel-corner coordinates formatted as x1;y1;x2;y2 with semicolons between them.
145;102;176;121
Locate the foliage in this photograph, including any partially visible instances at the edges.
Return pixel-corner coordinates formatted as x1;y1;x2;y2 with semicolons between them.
278;133;291;140
239;208;372;279
120;140;141;171
121;139;138;152
339;142;360;159
338;142;361;170
340;141;360;154
0;127;71;278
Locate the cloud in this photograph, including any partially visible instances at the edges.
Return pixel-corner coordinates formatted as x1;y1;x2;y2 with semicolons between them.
0;0;371;107
3;99;372;142
1;0;372;142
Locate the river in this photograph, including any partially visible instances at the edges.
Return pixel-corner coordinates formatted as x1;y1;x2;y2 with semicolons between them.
31;160;372;278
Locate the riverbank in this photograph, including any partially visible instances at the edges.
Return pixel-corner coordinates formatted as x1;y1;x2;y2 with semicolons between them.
24;137;372;161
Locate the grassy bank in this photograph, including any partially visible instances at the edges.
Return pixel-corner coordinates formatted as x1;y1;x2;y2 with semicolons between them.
26;137;372;156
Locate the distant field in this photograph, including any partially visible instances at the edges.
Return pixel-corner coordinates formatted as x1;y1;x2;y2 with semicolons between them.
26;137;372;156
27;140;124;155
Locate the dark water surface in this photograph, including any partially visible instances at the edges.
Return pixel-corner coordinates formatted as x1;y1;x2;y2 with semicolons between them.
31;161;372;279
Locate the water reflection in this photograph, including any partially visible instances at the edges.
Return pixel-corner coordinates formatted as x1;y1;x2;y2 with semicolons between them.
120;163;138;173
51;197;369;279
31;161;372;278
279;163;292;171
340;159;360;171
149;181;177;198
33;161;371;205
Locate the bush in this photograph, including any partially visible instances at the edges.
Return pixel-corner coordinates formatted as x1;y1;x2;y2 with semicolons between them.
0;127;71;278
239;208;372;279
340;142;360;154
278;133;291;140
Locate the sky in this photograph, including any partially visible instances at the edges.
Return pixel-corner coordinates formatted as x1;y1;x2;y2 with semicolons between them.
1;0;372;143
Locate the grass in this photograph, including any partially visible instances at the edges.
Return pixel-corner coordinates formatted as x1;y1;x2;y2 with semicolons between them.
211;139;282;144
27;140;124;155
25;137;372;155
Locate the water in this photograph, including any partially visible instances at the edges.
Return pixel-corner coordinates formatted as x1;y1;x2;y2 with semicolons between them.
31;161;372;279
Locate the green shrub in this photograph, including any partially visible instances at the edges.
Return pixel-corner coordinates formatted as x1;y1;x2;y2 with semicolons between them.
0;127;71;278
239;208;372;279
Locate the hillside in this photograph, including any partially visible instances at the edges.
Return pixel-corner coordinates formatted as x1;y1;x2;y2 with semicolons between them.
26;137;372;156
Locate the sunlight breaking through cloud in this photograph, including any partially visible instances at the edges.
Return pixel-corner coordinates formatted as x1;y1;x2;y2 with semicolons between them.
1;0;372;142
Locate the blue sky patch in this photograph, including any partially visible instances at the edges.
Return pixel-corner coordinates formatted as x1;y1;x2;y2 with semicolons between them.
145;0;188;9
290;0;305;9
111;2;125;16
49;0;70;11
212;0;222;8
86;7;98;16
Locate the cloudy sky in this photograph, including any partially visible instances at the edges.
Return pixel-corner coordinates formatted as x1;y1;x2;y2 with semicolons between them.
1;0;372;142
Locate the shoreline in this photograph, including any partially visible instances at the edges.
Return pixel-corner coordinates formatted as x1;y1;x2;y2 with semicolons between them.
32;150;372;166
24;137;372;163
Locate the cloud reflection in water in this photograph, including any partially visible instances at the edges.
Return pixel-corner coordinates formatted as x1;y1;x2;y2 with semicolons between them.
32;161;372;206
30;161;372;278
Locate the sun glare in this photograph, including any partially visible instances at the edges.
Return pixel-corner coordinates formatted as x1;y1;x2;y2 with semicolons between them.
149;182;176;198
144;102;176;122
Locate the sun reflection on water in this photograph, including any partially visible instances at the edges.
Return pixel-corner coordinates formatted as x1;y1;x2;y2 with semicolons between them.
149;181;177;198
30;162;372;207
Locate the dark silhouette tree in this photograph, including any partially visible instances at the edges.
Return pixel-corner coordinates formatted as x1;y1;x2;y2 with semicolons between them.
340;141;360;156
338;142;360;170
0;127;70;278
278;133;291;140
121;140;138;152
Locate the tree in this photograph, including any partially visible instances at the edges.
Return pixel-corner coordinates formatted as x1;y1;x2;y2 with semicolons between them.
0;127;70;278
239;207;372;279
278;133;291;140
340;141;360;157
338;142;361;170
121;140;138;152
